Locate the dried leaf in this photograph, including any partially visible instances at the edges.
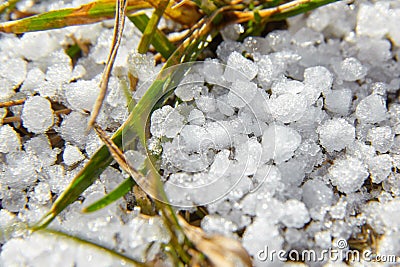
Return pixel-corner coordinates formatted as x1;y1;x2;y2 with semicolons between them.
178;216;252;267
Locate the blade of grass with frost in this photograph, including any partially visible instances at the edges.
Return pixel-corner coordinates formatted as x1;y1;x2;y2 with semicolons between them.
129;13;176;59
35;229;148;267
33;16;217;230
264;0;340;21
83;123;138;213
0;0;150;33
137;0;169;54
0;98;25;108
0;0;201;33
83;177;135;212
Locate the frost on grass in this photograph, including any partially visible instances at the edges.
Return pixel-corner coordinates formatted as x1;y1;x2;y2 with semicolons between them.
1;0;400;265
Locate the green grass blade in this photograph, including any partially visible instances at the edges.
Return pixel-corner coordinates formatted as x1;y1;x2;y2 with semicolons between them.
137;0;169;54
0;0;150;33
33;144;115;229
129;13;176;59
66;44;82;59
83;177;136;213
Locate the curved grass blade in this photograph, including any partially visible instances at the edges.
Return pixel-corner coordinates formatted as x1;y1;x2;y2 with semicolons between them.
0;0;150;34
137;0;170;54
129;13;176;59
87;0;127;130
83;177;135;212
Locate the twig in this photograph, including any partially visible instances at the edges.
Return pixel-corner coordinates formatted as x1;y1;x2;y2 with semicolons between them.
1;108;71;124
2;116;20;124
0;98;26;108
87;0;128;131
55;108;72;116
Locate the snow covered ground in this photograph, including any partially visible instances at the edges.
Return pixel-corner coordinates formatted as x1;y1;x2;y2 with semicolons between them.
0;0;400;266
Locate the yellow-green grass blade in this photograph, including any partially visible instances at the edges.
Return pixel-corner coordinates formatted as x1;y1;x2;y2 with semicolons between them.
0;0;20;15
0;0;150;33
83;177;136;213
137;0;169;54
129;13;176;59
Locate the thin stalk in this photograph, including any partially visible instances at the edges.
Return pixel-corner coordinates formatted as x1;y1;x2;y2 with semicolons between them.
87;0;127;130
0;98;26;108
